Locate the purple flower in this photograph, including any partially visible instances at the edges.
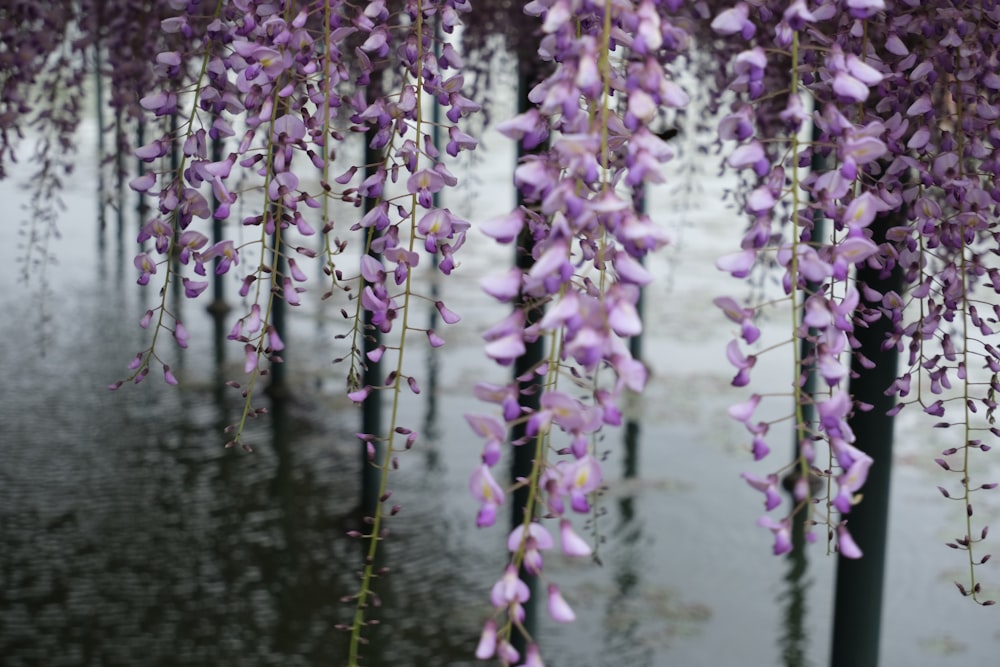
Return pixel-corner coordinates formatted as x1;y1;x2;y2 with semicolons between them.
714;296;760;343
834;453;873;513
751;435;770;461
267;326;284;352
243;344;258;375
481;268;522;302
716;249;756;279
201;240;238;274
129;172;156;193
174;322;189;349
559;519;592;557
490;565;530;607
719;107;755;141
435;301;461;324
470;465;505;527
846;0;885;19
837;523;863;558
727;140;765;171
475;620;497;659
783;0;816;30
407;169;445;208
728;394;761;425
522;643;545;667
177;231;208;264
833;72;869;104
498;640;519;665
711;3;754;39
561;455;603;512
726;340;756;387
483;311;527;364
495;109;548;150
134;253;157;285
742;472;782;511
547;584;576;623
139;91;177;116
466;414;507;446
182;277;208;299
758;517;792;555
843;192;880;231
473;382;520;422
446;126;477;156
508;522;554;552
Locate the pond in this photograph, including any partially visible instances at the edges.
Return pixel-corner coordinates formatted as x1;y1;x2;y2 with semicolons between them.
1;108;998;667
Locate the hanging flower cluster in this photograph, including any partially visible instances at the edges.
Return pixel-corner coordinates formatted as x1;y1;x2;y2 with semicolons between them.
467;0;689;662
104;0;481;654
710;0;998;603
2;1;180;288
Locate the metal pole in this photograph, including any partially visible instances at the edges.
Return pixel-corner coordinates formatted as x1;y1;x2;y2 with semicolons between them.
360;69;385;517
509;60;545;656
829;205;904;667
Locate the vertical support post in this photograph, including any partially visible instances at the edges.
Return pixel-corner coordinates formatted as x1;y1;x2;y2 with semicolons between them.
422;18;443;458
136;119;149;223
509;61;545;656
781;124;825;667
94;43;106;243
269;205;288;396
114;107;125;244
360;70;385;518
169;111;181;302
786;123;826;500
207;130;231;368
829;205;904;667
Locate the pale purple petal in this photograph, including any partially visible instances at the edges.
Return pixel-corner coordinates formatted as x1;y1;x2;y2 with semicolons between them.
475;621;497;659
560;519;592;557
547;584;576;623
716;249;756;278
837;523;863;558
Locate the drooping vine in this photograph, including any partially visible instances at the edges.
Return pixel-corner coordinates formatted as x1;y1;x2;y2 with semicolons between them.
4;1;1000;665
468;1;689;662
707;0;999;604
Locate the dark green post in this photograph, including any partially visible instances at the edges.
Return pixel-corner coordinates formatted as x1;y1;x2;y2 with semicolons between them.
360;70;384;518
509;61;546;655
269;210;288;397
94;43;106;241
829;205;904;667
207;130;230;368
786;123;826;498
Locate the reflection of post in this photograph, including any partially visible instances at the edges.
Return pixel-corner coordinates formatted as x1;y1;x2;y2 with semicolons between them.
94;42;107;250
360;70;384;517
829;205;903;667
621;182;646;519
778;516;809;667
509;61;545;654
606;356;644;661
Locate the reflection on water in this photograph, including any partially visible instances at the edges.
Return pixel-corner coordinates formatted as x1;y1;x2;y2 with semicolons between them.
779;511;813;667
0;281;487;666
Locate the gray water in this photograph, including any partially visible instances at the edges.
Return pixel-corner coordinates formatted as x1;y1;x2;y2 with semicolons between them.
2;116;999;667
